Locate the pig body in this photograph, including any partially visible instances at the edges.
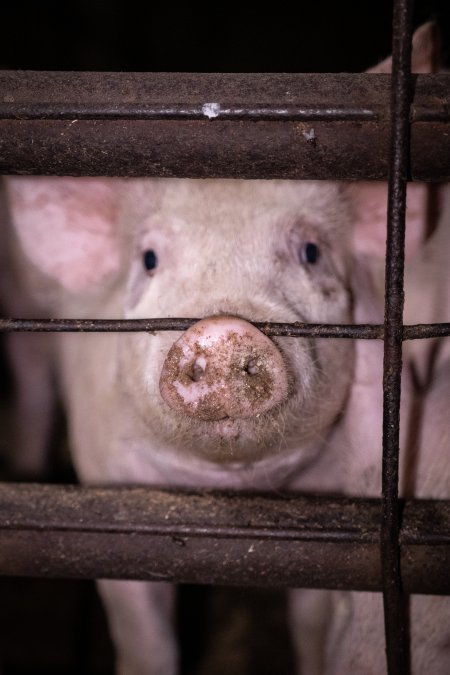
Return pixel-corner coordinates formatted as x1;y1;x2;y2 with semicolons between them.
1;176;380;675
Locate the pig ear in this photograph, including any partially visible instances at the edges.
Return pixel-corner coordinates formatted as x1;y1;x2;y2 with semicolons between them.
349;22;440;261
6;177;124;294
368;21;441;74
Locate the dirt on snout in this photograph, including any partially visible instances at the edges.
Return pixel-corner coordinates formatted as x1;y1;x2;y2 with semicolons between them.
159;332;281;422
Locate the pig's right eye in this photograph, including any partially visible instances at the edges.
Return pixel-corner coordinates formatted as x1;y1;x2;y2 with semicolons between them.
143;249;158;273
299;242;320;265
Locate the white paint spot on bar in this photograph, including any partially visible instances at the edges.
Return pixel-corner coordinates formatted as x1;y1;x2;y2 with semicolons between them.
202;102;221;119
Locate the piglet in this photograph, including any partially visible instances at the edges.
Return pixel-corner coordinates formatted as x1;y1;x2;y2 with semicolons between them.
0;173;421;675
0;175;378;675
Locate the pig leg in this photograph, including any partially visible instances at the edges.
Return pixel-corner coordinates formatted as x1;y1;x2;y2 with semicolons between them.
5;331;56;478
97;580;177;675
324;591;385;675
288;588;333;675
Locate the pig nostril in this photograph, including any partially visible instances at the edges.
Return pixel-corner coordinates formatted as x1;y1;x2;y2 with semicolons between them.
245;358;260;376
190;364;204;382
190;359;206;382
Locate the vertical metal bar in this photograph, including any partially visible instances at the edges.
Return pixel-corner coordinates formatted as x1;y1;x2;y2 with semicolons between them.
381;0;414;673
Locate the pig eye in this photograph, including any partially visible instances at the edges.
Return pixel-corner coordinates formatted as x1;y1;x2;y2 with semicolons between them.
300;242;320;265
143;249;158;272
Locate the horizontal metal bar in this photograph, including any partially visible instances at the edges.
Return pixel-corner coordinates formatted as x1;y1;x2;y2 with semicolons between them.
402;324;450;340
1;71;449;179
0;71;446;123
0;483;449;593
0;118;390;180
0;318;381;337
411;74;450;122
1;318;449;340
0;103;378;122
0;71;390;116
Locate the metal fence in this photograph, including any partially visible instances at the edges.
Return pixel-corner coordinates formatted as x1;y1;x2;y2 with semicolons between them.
1;0;450;673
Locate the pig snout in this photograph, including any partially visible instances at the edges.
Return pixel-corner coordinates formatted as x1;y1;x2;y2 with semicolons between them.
159;316;289;421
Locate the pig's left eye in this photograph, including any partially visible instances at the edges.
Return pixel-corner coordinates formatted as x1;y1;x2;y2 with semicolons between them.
143;249;158;272
300;242;320;264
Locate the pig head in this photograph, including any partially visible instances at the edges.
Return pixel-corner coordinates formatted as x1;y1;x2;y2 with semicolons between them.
3;177;357;489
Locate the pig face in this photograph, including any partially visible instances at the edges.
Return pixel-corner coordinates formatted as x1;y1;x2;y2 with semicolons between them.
5;176;359;478
113;178;355;466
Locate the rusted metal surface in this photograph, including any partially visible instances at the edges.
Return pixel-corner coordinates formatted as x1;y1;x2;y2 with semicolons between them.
410;74;450;123
0;71;449;179
410;74;450;180
381;1;413;672
0;118;389;180
410;121;450;181
0;71;385;116
0;483;450;594
1;317;450;341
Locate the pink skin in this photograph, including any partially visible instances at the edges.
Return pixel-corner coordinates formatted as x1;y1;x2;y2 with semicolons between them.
159;316;289;422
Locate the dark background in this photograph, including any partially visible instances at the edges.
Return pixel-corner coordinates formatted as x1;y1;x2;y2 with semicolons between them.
1;1;449;674
1;1;449;72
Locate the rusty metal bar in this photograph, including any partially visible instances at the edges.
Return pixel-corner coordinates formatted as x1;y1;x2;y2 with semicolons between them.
1;71;449;179
381;1;414;673
0;483;450;594
1;317;450;341
1;71;448;123
0;318;383;337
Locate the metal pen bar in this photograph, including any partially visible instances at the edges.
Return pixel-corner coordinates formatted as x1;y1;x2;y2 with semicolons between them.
1;483;450;593
0;318;383;337
1;71;450;180
381;1;414;673
1;317;450;340
0;103;378;122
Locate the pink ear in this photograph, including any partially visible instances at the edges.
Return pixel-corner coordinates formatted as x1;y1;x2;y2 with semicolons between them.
6;177;124;294
369;21;440;74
